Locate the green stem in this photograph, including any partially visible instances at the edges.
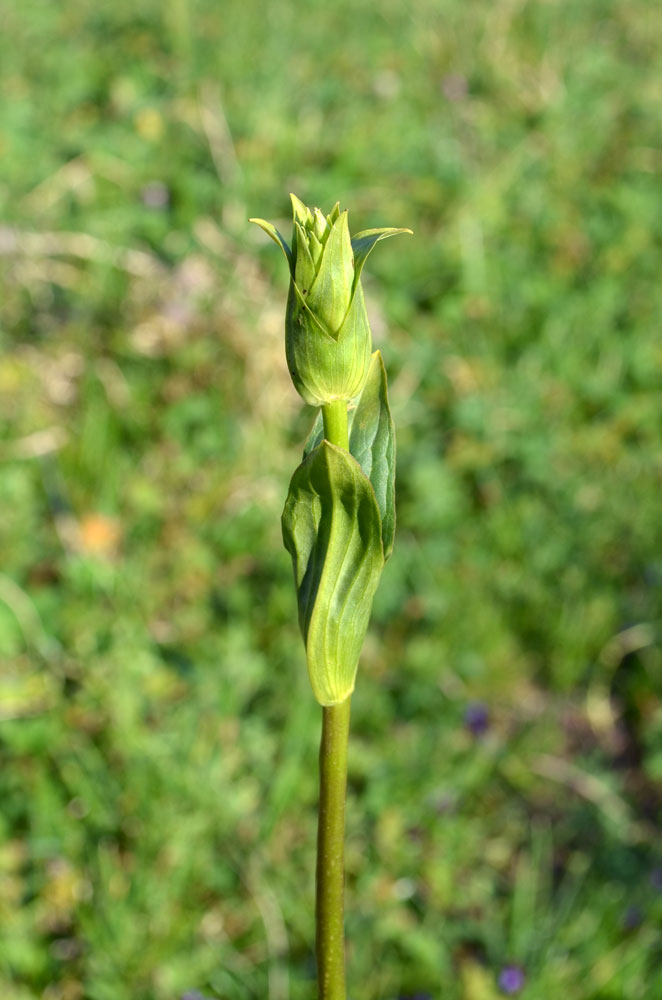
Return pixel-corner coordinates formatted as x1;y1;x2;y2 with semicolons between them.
317;397;350;1000
316;697;351;1000
322;399;349;451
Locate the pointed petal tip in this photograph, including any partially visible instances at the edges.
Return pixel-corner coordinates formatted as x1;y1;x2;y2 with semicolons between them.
289;192;311;222
326;201;341;223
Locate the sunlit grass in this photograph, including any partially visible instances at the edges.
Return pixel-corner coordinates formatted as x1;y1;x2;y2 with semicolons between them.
1;0;661;997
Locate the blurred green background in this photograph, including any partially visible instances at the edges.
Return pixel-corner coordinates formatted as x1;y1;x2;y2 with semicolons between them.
1;1;661;998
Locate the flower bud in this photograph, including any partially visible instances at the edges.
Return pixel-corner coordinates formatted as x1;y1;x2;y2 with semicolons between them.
250;195;411;406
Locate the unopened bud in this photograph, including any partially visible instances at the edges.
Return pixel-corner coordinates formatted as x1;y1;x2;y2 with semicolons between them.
251;195;411;406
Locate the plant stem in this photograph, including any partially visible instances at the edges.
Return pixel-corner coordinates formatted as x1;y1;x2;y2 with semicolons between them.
322;399;349;451
316;697;351;1000
317;397;351;1000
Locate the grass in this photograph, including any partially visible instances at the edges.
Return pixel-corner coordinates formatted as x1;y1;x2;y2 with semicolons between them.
1;0;661;997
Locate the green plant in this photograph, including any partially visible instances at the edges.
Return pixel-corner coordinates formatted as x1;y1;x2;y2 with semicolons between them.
251;196;411;999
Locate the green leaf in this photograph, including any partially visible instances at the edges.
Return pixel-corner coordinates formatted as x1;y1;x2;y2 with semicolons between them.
282;441;384;705
346;351;396;560
303;351;396;559
350;227;413;290
303;410;324;458
249;218;294;272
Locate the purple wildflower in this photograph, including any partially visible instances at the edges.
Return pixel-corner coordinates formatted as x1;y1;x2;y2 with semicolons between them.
622;905;643;931
465;701;490;737
498;965;525;994
141;181;170;209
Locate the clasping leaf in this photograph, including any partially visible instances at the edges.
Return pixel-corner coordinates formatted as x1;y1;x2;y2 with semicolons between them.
282;441;384;705
304;351;396;559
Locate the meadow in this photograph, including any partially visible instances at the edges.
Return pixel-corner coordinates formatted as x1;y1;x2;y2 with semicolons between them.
1;1;661;997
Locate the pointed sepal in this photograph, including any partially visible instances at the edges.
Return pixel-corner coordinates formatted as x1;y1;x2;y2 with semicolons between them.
249;218;294;273
351;227;413;290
